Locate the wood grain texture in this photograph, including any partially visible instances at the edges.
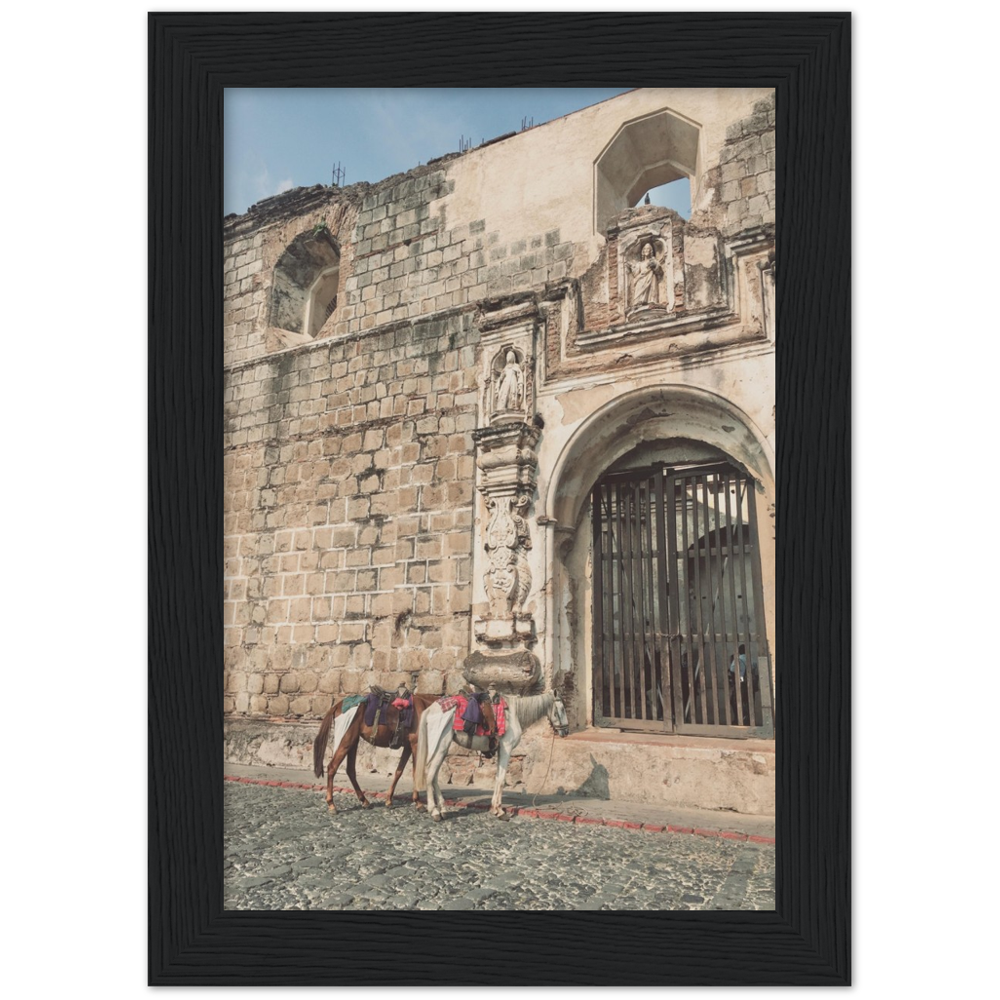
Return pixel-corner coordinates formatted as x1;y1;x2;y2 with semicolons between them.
149;12;850;985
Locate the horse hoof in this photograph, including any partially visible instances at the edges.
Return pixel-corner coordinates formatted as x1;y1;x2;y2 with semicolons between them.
384;800;393;810
431;812;442;822
361;800;371;810
415;803;426;811
327;805;336;814
498;812;511;822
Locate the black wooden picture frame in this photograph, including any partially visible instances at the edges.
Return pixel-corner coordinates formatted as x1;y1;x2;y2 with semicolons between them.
149;12;849;986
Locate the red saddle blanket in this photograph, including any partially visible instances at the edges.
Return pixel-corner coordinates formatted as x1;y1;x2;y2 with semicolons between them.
437;695;506;736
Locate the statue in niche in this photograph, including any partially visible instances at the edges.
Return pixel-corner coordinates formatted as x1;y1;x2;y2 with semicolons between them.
627;241;664;309
493;350;524;412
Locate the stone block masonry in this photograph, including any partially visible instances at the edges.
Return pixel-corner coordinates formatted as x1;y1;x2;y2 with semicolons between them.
223;310;481;718
715;95;776;236
224;230;269;367
335;170;575;340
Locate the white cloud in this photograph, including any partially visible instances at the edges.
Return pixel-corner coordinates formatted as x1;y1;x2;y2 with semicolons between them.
276;178;294;195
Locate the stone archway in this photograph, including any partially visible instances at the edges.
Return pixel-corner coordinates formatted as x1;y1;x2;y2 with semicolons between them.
538;385;775;731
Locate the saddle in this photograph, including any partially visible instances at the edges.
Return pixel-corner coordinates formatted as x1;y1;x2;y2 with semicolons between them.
441;688;500;757
363;686;413;749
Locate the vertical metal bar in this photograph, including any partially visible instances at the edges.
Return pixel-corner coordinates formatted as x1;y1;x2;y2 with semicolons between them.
653;466;675;730
664;467;683;731
679;474;694;723
615;480;635;719
597;487;612;719
692;475;711;726
735;475;756;726
713;472;733;725
606;487;620;720
608;485;622;719
626;480;644;720
632;479;650;722
643;475;661;722
747;481;774;733
616;480;630;718
723;472;744;726
630;481;644;720
592;484;607;723
702;473;723;728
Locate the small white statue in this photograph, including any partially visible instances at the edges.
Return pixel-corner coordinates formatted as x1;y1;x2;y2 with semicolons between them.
494;350;524;411
628;242;663;307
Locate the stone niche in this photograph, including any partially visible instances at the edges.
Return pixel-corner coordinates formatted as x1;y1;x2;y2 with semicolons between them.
465;297;543;693
608;205;682;322
267;227;341;350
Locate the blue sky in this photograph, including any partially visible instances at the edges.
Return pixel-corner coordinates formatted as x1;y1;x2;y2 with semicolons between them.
224;88;690;218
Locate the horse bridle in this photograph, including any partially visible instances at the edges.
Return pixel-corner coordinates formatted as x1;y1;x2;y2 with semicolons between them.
549;690;570;738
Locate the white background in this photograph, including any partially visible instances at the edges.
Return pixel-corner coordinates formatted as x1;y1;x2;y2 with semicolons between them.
0;4;135;997
0;4;984;996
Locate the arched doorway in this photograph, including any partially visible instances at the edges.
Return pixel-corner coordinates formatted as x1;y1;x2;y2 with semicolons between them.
541;386;775;740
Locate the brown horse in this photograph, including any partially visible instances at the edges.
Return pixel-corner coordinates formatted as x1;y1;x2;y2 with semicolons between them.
312;693;438;813
313;691;499;813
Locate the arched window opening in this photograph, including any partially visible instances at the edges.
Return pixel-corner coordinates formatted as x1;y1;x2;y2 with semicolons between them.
268;227;340;341
594;108;700;233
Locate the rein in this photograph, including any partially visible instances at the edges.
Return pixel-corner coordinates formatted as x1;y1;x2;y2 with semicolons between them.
531;726;558;809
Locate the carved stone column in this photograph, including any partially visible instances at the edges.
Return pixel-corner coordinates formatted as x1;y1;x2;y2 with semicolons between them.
464;298;543;693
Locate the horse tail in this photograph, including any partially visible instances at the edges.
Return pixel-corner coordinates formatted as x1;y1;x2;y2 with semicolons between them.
414;706;430;792
313;704;338;778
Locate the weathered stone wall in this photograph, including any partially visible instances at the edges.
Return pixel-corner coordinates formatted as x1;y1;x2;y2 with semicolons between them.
224;310;481;716
713;96;777;235
339;183;577;336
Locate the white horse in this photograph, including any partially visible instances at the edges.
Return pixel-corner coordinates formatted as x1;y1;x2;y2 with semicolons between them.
415;691;569;821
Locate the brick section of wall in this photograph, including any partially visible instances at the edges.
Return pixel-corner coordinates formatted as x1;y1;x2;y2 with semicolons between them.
716;95;776;235
223;311;480;720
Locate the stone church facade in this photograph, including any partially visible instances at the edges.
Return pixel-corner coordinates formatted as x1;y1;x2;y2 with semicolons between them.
223;89;776;814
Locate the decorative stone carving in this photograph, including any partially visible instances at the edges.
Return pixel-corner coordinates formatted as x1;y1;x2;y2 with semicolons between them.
483;343;534;426
625;235;674;314
471;422;540;497
494;350;524;412
471;427;540;651
628;241;664;307
605;208;680;325
483;494;532;619
462;649;541;691
467;306;542;688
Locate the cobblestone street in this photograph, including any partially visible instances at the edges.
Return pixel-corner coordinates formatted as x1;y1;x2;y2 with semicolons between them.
224;780;775;911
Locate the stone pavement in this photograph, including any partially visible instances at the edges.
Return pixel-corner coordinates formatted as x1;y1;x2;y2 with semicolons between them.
224;764;774;911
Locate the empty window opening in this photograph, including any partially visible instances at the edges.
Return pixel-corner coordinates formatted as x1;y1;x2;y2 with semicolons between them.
269;227;340;339
636;177;690;219
305;264;340;338
594;108;700;233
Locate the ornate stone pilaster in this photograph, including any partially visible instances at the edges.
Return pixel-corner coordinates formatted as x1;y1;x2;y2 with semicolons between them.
464;299;543;692
472;422;540;499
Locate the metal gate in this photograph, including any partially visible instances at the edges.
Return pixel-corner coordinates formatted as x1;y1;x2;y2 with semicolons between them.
592;462;773;738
